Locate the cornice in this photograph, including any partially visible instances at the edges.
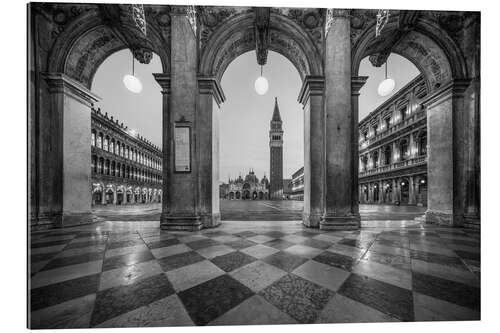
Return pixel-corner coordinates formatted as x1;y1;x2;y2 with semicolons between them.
298;75;325;105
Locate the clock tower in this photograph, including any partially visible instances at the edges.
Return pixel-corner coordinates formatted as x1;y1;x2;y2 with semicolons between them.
269;97;284;200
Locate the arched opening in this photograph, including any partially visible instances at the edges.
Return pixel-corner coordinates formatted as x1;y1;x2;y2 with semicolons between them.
400;178;410;204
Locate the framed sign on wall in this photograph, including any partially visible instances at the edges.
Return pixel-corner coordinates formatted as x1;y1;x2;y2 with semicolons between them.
174;123;191;173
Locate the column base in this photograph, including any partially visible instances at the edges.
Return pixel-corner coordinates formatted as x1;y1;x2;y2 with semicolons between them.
302;213;322;228
200;213;221;229
462;213;480;230
31;211;95;230
424;210;453;226
160;213;203;231
320;214;360;230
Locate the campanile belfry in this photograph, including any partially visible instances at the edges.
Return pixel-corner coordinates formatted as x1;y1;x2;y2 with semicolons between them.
269;97;284;200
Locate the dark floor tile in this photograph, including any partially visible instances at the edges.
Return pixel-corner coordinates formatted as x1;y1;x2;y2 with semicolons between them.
263;239;294;250
203;231;229;237
107;238;144;250
42;251;104;271
65;240;108;250
376;238;408;249
31;239;71;249
186;238;220;250
293;231;318;238
90;273;175;326
146;238;180;249
225;239;256;250
233;231;258;238
158;251;205;272
211;251;256;272
301;238;332;250
262;251;308;272
102;251;154;271
455;250;480;261
30;273;101;311
443;238;480;248
178;274;254;325
338;273;414;321
412;271;480;311
264;231;287;238
30;252;59;263
260;273;334;323
410;249;467;269
313;251;355;271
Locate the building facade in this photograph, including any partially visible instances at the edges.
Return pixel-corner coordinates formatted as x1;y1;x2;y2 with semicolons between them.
269;97;284;200
290;75;428;206
358;75;428;206
220;170;269;200
91;107;163;206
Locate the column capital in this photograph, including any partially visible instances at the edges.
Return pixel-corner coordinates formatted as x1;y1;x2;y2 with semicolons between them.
42;72;101;106
298;75;325;105
197;76;226;107
170;5;191;16
153;73;171;94
351;76;368;96
421;78;472;108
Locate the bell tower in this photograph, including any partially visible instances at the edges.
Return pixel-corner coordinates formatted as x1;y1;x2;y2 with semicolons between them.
269;97;283;200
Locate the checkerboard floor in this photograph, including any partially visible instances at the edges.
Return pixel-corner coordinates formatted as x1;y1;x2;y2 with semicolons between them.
29;221;480;328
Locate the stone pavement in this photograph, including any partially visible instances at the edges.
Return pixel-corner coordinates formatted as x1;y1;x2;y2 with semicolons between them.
29;220;480;328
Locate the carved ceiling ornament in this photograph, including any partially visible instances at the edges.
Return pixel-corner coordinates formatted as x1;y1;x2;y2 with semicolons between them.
254;7;271;65
325;8;334;36
376;10;390;37
187;5;197;36
131;4;147;36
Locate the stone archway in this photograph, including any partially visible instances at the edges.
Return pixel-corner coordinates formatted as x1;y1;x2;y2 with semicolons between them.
351;10;479;227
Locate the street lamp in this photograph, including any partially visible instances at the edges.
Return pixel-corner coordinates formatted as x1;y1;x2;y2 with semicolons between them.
377;61;395;97
123;52;143;94
254;65;269;95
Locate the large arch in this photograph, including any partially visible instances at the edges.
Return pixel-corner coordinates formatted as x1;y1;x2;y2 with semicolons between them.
351;11;479;227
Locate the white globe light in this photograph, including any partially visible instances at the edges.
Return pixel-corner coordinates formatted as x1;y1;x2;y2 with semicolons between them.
377;78;395;97
123;74;143;93
254;76;269;95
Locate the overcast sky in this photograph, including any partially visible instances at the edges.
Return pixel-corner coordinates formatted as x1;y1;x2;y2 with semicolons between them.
92;49;418;182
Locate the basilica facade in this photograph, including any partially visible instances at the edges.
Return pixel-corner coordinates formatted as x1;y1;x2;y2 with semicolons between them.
220;170;269;200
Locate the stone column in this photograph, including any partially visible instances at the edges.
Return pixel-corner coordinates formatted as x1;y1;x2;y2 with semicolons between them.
113;189;117;205
352;77;367;215
321;9;359;230
423;80;476;226
392;179;398;204
368;184;373;203
197;77;225;228
38;73;100;228
409;176;415;204
298;76;325;228
378;180;383;204
156;6;201;230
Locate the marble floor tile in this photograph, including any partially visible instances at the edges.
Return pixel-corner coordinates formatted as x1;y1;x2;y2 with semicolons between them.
338;273;414;321
30;244;67;255
151;243;191;259
31;260;103;289
413;292;480;321
107;238;144;250
455;250;480;261
284;244;324;259
327;243;367;258
260;274;334;324
300;238;333;250
186;238;220;250
31;239;72;248
166;260;225;292
262;251;308;272
363;250;411;270
233;231;259;238
292;260;350;291
263;231;287;239
353;259;412;290
211;235;242;243
224;238;256;250
410;249;466;269
369;243;410;257
313;251;356;271
65;240;107;250
338;238;373;249
31;252;59;263
230;260;287;292
281;234;309;244
146;238;181;249
30;260;49;275
375;238;410;249
263;239;295;250
210;251;256;272
91;273;175;327
412;271;480;311
409;241;458;257
105;244;149;258
208;295;297;326
95;294;193;327
30;273;101;311
56;245;106;258
196;244;235;259
31;234;76;244
241;244;280;259
178;274;254;325
246;235;275;244
177;234;208;243
157;251;205;271
316;293;399;323
411;259;479;287
42;251;104;271
30;294;96;329
103;251;154;271
312;233;343;243
99;260;163;291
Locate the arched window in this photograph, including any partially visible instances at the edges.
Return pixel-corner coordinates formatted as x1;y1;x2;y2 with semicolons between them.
91;155;97;172
104;136;109;151
122;144;126;157
117;163;121;177
418;132;427;156
110;139;115;154
98;157;104;174
97;133;103;149
91;130;96;147
104;159;110;175
373;151;379;168
126;146;130;159
400;139;409;161
122;164;125;178
399;106;407;122
117;141;121;156
111;161;116;176
384;145;392;165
